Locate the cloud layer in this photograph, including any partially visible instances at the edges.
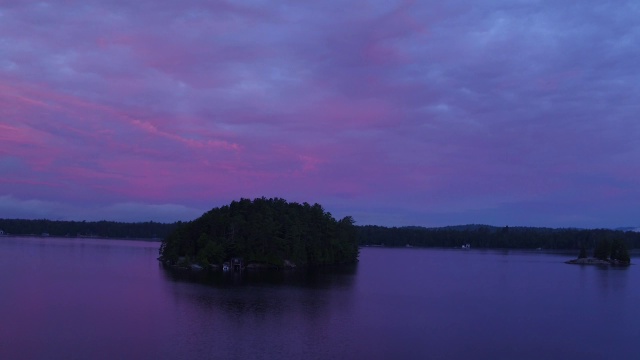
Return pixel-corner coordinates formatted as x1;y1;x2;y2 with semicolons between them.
1;0;639;227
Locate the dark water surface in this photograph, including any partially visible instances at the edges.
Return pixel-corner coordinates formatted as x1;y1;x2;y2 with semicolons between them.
1;237;638;359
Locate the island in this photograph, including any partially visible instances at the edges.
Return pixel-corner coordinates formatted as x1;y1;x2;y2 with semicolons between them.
158;197;359;270
566;238;631;266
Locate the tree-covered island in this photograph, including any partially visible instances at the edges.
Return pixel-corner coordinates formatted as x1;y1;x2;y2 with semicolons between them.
566;238;631;266
158;198;359;270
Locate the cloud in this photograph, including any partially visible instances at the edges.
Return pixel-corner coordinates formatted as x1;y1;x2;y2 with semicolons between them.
98;202;204;222
1;0;639;227
0;195;202;223
0;195;67;220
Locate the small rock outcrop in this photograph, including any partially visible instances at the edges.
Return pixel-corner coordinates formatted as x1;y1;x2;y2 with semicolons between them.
565;257;630;266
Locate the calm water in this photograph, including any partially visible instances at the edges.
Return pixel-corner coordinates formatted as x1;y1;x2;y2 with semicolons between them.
1;237;638;360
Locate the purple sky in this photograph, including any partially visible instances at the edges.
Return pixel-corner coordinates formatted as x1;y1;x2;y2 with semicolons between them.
1;0;639;228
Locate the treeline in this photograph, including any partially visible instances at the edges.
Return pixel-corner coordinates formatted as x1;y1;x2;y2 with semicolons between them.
159;198;359;267
0;218;176;239
357;225;640;250
3;217;638;252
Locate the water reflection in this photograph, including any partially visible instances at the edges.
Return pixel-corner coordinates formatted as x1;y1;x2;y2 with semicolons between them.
159;264;358;320
594;264;630;294
3;239;638;360
156;264;359;359
160;263;358;289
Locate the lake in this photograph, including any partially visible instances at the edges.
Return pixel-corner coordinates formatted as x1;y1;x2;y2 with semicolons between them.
1;237;638;359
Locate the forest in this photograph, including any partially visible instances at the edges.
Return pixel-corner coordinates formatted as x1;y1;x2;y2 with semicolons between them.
0;218;175;239
357;224;640;250
158;198;359;268
2;214;638;255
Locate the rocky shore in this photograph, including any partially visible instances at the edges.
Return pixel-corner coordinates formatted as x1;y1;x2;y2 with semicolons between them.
565;257;630;266
159;257;298;272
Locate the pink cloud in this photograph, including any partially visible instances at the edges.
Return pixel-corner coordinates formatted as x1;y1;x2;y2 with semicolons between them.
1;0;638;227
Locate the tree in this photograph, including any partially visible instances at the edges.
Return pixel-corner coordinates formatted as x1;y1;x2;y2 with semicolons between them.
610;239;630;263
578;244;587;259
593;239;611;260
158;198;359;268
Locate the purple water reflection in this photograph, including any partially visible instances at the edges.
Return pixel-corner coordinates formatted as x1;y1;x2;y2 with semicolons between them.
1;238;638;359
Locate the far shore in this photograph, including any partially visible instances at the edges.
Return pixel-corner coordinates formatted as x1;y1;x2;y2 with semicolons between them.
0;234;162;242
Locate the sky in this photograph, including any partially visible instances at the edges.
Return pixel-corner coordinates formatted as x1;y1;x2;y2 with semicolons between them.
1;0;639;228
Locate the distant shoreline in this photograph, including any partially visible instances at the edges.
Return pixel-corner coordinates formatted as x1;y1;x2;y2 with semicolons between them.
0;234;162;242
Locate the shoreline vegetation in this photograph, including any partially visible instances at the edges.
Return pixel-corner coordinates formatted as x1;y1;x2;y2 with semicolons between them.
357;225;640;250
565;238;631;266
565;258;631;266
0;219;174;240
0;210;640;261
0;234;162;242
158;198;359;270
